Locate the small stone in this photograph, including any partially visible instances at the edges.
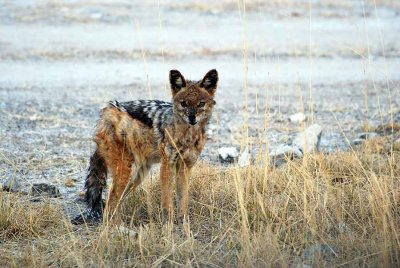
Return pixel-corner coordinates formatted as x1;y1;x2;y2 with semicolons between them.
2;177;21;192
29;115;37;121
351;138;365;146
89;12;103;19
208;124;218;131
358;132;378;140
338;222;350;234
64;178;75;187
113;225;138;239
293;264;312;268
206;124;218;136
30;183;61;198
292;124;323;153
218;147;239;164
270;144;303;167
302;244;337;263
289;112;307;123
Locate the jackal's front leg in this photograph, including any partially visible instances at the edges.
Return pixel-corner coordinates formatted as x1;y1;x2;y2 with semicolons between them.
175;163;190;222
160;159;173;223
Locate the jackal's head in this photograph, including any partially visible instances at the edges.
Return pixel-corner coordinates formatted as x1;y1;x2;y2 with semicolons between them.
169;69;218;126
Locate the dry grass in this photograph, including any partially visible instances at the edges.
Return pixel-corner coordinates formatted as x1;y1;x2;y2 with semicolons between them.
1;140;399;267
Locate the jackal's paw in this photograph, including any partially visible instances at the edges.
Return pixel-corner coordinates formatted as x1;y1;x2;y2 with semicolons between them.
71;208;102;225
175;214;189;226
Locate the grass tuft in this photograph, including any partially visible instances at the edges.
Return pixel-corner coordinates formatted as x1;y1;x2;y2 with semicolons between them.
1;143;399;267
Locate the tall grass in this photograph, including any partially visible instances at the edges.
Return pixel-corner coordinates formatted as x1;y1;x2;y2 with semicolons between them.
1;140;399;267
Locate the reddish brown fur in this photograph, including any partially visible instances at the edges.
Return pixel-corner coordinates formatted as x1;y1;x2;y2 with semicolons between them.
78;69;218;224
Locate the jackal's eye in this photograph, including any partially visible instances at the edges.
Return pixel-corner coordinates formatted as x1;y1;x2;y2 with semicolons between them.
180;101;188;108
198;101;205;108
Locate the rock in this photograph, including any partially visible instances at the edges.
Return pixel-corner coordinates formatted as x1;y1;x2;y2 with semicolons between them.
113;225;138;239
293;264;312;268
302;244;337;263
89;11;103;19
238;146;251;167
292;124;322;153
218;147;239;164
358;132;378;140
270;144;303;167
64;178;76;187
207;124;218;136
351;138;365;146
2;177;21;192
30;183;61;198
337;222;350;234
351;132;378;146
289;112;307;123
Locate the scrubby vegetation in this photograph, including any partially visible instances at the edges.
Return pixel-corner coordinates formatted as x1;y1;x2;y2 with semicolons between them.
1;140;399;267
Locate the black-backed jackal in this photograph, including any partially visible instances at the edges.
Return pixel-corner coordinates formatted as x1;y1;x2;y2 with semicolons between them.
72;69;218;224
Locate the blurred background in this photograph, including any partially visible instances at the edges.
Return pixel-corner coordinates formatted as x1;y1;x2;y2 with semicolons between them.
0;0;399;197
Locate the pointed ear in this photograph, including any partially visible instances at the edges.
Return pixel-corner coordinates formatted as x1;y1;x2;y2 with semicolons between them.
200;69;218;95
169;70;186;94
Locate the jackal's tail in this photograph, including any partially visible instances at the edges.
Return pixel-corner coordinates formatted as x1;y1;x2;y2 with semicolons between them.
72;149;107;224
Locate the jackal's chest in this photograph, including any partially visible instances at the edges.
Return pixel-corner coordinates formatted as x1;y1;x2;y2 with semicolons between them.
163;127;206;167
176;127;205;149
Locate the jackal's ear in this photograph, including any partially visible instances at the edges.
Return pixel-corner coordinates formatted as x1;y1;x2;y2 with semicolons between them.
169;70;186;94
200;69;218;95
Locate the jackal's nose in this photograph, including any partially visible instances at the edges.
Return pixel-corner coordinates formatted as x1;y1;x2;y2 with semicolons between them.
189;115;197;125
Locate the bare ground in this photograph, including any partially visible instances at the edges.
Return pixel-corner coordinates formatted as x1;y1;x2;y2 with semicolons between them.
0;1;400;266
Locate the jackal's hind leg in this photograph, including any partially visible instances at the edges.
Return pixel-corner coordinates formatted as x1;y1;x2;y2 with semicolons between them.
105;154;134;222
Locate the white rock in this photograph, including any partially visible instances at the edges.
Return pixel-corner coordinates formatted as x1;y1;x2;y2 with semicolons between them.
351;138;365;146
270;145;303;158
238;146;251;167
90;12;103;19
293;264;312;268
270;144;303;167
208;124;218;131
113;225;138;239
358;132;378;140
218;147;239;163
206;124;217;136
289;112;306;123
292;124;322;153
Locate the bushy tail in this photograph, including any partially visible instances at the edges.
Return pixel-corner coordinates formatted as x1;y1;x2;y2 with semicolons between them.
85;149;107;211
72;149;107;224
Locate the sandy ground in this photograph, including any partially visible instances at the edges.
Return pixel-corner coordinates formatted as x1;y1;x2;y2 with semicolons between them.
0;0;399;211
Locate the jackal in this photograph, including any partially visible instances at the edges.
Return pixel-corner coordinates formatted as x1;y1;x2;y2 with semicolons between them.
72;69;218;224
